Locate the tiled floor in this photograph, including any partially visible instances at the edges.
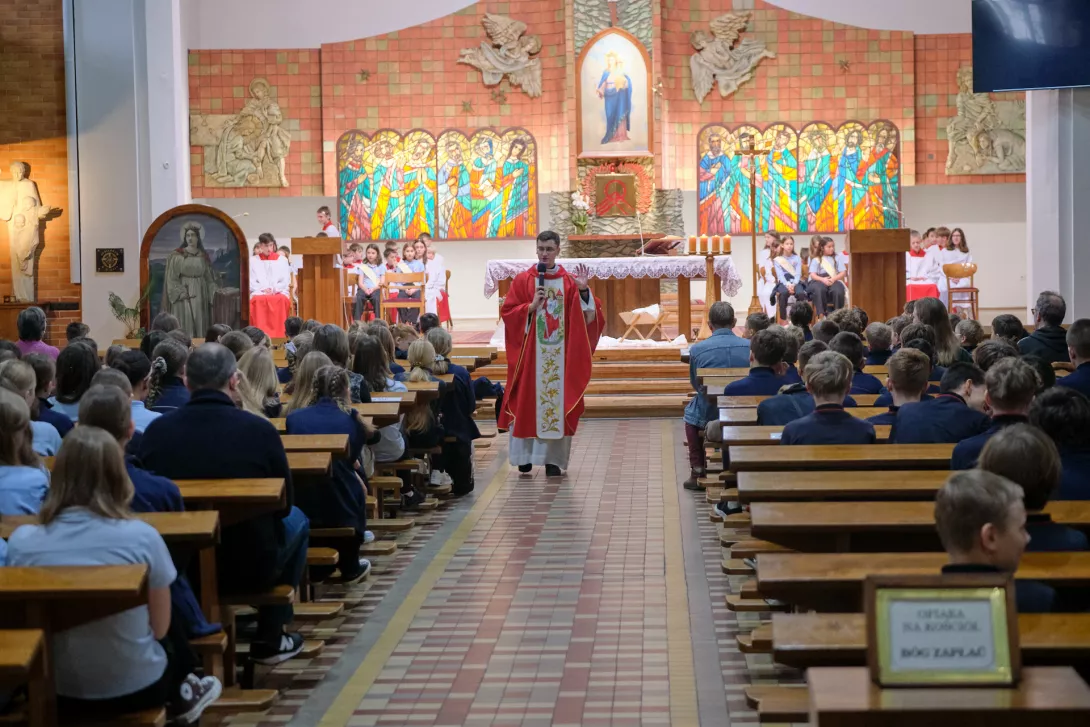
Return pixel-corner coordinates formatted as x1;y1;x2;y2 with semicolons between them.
213;419;788;726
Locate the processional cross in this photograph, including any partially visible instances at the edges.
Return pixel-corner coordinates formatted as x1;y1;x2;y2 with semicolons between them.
736;133;771;316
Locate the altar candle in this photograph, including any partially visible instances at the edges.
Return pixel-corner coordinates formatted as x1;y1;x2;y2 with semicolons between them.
688;235;697;255
721;234;731;254
711;236;721;255
699;235;708;254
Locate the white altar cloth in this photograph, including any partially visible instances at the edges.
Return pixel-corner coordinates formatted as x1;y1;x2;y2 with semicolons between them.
482;255;744;298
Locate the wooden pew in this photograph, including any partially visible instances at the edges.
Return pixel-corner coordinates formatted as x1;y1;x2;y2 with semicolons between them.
0;566;154;725
699;365;887;382
737;470;948;503
0;629;47;726
719;394;881;408
716;425;892;445
286;452;333;476
717;408;887;426
769;612;1090;669
2;512;219;547
280;434;349;459
729;444;955;472
749;500;1090;552
401;382;440;401
755;551;1090;611
176;478;287;529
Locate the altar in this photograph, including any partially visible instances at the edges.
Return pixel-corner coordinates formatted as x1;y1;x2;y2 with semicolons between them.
484;255;743;340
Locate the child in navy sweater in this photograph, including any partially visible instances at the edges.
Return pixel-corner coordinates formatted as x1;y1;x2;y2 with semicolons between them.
781;351;876;445
867;348;930;426
829;332;887;396
722;328;789;397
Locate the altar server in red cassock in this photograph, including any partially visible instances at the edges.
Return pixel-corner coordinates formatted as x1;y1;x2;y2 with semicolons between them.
498;230;603;477
249;233;292;338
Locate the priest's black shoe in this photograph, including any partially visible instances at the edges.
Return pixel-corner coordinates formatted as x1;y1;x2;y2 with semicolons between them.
518;463;532;473
545;464;562;477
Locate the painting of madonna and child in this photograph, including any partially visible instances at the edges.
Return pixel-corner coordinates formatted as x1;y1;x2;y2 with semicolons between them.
141;206;247;338
336;127;537;241
578;28;652;158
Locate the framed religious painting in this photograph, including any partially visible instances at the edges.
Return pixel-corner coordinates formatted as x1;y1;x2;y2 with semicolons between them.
576;28;653;158
139;204;249;336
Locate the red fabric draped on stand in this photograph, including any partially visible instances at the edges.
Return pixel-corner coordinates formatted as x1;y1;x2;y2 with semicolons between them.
436;290;451;324
906;283;940;302
498;265;603;439
250;294;291;338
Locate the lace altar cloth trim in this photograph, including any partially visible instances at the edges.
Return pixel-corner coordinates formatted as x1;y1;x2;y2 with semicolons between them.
483;256;743;298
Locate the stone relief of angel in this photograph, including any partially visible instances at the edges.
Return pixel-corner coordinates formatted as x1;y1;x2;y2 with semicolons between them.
690;12;776;103
459;13;543;98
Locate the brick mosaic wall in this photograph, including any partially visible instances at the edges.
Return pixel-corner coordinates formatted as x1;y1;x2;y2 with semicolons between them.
188;49;324;197
914;33;1025;185
0;0;81;345
661;0;916;190
319;1;570;195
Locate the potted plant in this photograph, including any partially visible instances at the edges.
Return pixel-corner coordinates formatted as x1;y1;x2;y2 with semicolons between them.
570;190;590;234
108;285;152;339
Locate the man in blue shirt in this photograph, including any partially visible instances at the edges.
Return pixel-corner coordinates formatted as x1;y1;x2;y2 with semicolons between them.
935;470;1056;614
1057;318;1090;399
890;362;990;444
683;301;750;489
951;358;1037;470
1030;387;1090;500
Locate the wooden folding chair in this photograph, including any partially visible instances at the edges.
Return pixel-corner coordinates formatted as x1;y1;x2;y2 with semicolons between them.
943;262;979;320
380;272;426;323
444;270;453;330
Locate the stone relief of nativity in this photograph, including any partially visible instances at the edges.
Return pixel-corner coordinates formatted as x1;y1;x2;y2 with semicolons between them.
946;66;1026;175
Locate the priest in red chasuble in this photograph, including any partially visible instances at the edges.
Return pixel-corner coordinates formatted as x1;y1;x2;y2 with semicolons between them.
498;230;603;477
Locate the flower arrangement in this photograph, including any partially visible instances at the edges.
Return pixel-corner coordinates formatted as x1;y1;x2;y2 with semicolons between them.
570;190;590;234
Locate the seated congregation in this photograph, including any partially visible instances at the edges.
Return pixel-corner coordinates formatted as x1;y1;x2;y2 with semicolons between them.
0;305;487;723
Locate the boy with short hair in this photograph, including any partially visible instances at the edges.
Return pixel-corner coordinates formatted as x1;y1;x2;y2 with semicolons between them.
743;312;771;339
934;470;1056;613
864;322;893;365
65;321;89;342
874;340;937;406
867;348;930;426
755;341;859;426
781;325;805;384
1029;387;1090;500
951;357;1039;469
979;424;1087;552
722;328;788;396
887;315;910;349
781;351;876;444
972;338;1019;372
22;352;72;437
827;308;862;337
890;362;990;444
811;319;839;344
956;318;985;355
789;301;814;341
1058;318;1090;398
829;332;887;396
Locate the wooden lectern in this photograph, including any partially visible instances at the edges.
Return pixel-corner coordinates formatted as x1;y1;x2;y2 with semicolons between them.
292;237;344;326
846;229;910;324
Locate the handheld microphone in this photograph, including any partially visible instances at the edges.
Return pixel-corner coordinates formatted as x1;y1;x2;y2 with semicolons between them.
537;262;547;289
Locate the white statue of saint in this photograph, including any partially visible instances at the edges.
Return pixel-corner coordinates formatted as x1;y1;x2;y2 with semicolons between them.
0;162;55;302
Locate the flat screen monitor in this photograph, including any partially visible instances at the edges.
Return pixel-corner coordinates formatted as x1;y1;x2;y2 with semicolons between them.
973;0;1090;92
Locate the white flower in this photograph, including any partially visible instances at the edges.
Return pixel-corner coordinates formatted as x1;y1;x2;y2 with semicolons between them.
570;190;589;211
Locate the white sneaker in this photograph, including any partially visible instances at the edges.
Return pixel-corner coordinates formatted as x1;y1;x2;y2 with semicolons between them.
429;470;443;486
363;530;375;544
439;471;453;486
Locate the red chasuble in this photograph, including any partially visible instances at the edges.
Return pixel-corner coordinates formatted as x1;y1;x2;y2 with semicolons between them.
498;265;603;439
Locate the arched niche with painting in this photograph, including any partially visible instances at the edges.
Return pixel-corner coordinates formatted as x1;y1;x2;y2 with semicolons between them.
139;203;250;336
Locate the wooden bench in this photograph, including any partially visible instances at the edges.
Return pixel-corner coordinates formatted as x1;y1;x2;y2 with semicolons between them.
286;451;333;476
280;434;350;459
3;511;220;547
770;612;1090;669
749;500;1090;552
699;365;887;381
737;470;948;503
756;551;1090;611
719;393;881;408
717;408;888;426
715;424;891;443
729;444;955;472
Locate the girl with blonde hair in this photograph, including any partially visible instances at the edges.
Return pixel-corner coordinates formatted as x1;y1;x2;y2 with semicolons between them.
914;296;973;367
284;351;334;415
424;327;480;496
0;359;62;456
6;426;221;720
238;346;283;419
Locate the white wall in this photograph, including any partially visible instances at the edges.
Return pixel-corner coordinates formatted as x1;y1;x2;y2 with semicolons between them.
185;0;476;50
764;0;969;34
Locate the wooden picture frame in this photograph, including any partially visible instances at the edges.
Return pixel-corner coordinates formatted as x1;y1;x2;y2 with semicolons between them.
139;203;250;335
865;574;1021;688
576;28;654;159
